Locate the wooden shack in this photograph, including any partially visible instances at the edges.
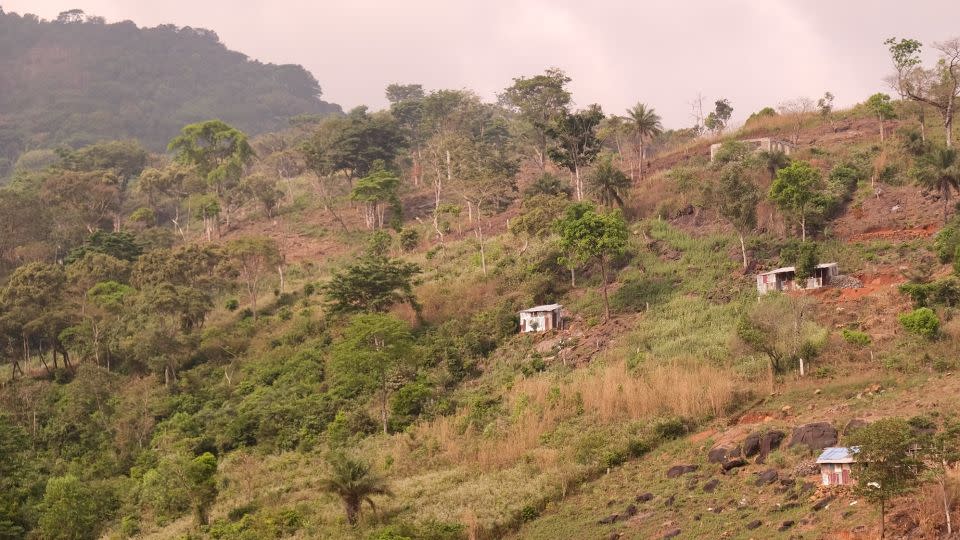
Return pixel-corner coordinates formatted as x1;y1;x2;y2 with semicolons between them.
816;447;857;486
519;304;563;333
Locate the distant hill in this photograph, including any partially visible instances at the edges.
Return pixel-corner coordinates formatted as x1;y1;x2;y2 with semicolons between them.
0;8;342;175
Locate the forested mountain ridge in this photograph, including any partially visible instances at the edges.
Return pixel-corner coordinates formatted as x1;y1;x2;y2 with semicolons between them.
0;7;341;176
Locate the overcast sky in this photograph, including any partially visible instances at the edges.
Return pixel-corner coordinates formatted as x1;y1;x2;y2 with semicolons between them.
4;0;960;128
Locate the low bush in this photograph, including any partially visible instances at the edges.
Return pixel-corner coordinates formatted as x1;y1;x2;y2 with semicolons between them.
841;329;871;346
898;307;940;339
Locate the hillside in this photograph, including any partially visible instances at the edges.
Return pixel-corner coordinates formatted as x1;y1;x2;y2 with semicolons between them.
0;8;341;176
3;49;960;540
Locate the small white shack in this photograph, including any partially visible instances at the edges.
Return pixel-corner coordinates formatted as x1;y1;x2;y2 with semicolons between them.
816;447;858;486
756;263;839;295
519;304;563;333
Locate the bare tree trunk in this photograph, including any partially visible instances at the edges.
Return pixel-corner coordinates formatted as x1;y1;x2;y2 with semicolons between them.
277;265;285;294
570;267;576;288
739;233;748;270
942;475;953;535
475;212;487;276
878;113;885;142
801;214;806;242
600;257;610;321
574;166;583;201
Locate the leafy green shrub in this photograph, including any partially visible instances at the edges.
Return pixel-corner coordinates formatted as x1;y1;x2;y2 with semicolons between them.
600;449;627;469
934;218;960;263
225;298;240;311
653;418;688;440
899;278;960;308
398;228;420;252
841;329;871;346
780;241;819;280
898;307;940;339
302;282;316;296
520;356;547;376
813;366;835;379
933;357;957;372
519;504;541;522
627;438;653;457
390;379;434;429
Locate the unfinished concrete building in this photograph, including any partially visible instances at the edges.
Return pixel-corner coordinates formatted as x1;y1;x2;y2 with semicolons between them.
710;137;794;162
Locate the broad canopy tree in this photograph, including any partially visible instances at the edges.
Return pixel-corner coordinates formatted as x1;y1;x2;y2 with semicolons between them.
548;104;605;201
556;203;628;321
769;160;823;241
330;313;414;435
713;163;759;270
500;68;572;170
886;37;960;147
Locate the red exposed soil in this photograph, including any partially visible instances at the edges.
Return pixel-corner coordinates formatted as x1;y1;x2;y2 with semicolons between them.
832;184;944;242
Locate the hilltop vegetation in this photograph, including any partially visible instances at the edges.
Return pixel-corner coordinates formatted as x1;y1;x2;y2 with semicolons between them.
0;7;341;177
2;25;960;540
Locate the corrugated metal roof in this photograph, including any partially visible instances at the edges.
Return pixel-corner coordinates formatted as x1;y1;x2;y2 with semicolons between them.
816;447;859;464
757;262;839;276
520;304;563;313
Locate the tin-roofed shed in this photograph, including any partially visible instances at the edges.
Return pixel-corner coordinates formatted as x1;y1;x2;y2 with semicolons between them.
519;304;563;333
816;446;858;486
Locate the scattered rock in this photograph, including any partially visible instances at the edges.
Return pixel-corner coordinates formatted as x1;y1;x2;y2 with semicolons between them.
757;430;786;463
843;418;869;435
607;533;622;540
746;519;762;530
686;477;699;490
755;469;779;486
662;529;681;539
623;504;638;517
709;505;722;514
814;388;822;395
703;478;720;493
778;520;795;532
708;446;731;463
789;422;838;451
666;464;698;478
636;492;654;503
598;514;619;524
742;432;762;457
722;458;748;471
812;495;836;511
831;275;863;290
781;405;792;415
665;494;676;507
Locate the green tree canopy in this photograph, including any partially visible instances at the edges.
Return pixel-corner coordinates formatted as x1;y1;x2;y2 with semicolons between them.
769;160;823;241
556;203;628;320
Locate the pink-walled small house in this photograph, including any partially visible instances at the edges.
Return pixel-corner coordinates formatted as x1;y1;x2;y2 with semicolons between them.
816;447;858;486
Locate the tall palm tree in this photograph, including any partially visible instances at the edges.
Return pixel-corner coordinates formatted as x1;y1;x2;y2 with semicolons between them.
757;150;791;180
587;154;630;208
321;456;392;526
921;146;960;224
625;103;663;181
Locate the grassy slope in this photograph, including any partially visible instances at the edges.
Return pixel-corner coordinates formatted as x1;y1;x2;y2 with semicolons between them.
133;108;960;539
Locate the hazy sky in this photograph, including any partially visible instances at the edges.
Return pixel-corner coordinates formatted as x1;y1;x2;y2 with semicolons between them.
4;0;960;128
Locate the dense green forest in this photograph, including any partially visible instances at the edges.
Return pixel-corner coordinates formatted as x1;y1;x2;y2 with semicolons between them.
2;16;960;539
0;7;341;177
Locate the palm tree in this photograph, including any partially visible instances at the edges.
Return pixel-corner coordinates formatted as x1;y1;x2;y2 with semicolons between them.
757;150;791;180
625;103;663;181
321;455;392;526
921;146;960;224
587;154;630;208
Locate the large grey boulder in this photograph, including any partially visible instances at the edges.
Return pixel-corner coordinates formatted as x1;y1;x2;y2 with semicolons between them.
788;422;837;451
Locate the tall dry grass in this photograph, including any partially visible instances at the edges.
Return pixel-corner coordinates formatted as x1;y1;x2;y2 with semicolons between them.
401;360;738;471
